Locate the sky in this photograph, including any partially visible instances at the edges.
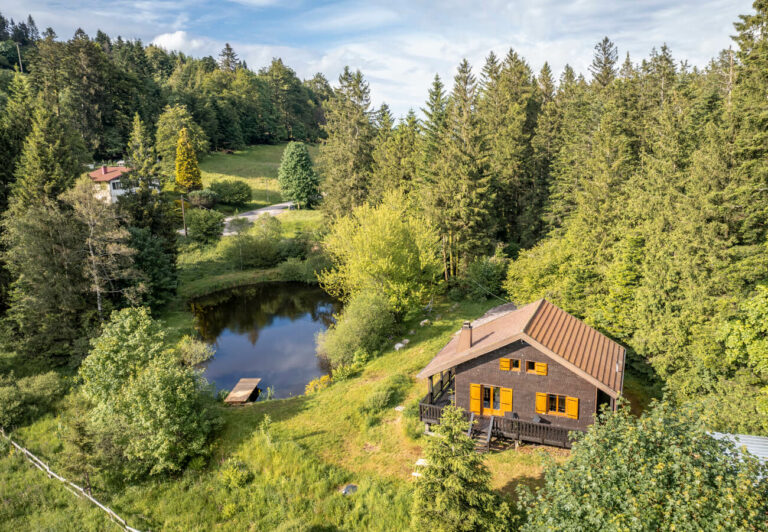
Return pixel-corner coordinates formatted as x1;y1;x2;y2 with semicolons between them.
3;0;755;117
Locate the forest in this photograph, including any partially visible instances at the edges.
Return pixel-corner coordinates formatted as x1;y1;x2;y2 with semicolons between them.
1;2;768;530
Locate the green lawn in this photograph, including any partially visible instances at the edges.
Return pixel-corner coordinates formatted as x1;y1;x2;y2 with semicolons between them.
0;298;567;531
199;143;319;212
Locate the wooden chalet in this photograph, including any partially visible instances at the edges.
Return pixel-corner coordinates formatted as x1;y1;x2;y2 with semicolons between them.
417;300;626;449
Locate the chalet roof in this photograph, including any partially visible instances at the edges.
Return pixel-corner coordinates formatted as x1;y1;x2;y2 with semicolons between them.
416;299;626;397
88;165;132;182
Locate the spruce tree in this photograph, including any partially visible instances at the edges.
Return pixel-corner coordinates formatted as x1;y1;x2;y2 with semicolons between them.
175;127;203;192
412;406;508;530
277;141;320;208
9;105;86;213
0;72;33;211
589;36;618;87
318;67;375;217
369;110;420;202
218;43;238;72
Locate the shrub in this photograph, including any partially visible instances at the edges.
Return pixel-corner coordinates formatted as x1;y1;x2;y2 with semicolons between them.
187;189;218;208
278;257;307;282
177;335;215;366
219;458;254;489
305;374;332;394
277;237;308;261
187;208;225;244
209;180;251;205
316;291;396;368
218;234;281;269
363;389;393;413
0;371;64;429
465;253;509;301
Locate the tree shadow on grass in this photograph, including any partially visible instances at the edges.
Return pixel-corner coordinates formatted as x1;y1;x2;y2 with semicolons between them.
497;474;545;503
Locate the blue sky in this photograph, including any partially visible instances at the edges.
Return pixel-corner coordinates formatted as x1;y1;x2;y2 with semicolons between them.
3;0;755;116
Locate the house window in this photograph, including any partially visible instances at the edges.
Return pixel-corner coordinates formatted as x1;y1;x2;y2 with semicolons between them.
510;359;520;371
471;383;513;416
536;392;578;419
548;394;566;414
111;181;121;190
526;361;548;375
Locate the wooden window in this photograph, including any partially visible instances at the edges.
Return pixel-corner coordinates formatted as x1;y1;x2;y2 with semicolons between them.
511;359;520;371
499;358;511;371
526;360;536;373
469;383;481;414
535;362;548;376
540;394;579;419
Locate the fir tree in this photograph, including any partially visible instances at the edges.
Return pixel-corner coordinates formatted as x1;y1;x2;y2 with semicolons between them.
175;127;203;192
318;67;375;218
9;105;86;213
218;43;238;72
277;141;320;208
589;36;618;87
412;406;508;531
0;71;33;211
369;110;420;202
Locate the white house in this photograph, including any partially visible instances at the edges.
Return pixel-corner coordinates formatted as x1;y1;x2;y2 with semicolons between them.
88;165;133;204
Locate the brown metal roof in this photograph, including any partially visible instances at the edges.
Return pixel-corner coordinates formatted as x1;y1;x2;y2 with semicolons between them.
416;299;626;396
88;165;132;182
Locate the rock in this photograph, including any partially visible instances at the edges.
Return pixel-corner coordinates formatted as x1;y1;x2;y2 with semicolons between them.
394;405;405;412
415;458;428;467
419;319;431;327
401;339;410;345
409;329;416;335
411;471;422;478
394;342;405;351
340;484;357;496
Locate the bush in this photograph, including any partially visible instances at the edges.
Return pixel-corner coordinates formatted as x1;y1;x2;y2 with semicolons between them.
187;208;225;244
219;458;254;489
187;189;218;208
277;237;308;261
218;234;281;269
317;291;396;368
305;374;332;394
0;371;64;429
177;335;215;366
464;253;509;301
209;180;251;205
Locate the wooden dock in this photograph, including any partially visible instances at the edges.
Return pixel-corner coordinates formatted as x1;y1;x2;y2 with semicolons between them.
224;378;262;405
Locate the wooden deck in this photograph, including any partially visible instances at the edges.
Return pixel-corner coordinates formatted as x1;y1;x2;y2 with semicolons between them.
224;378;262;404
419;401;583;450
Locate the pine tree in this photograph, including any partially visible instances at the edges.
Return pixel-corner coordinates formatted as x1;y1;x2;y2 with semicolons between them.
277;141;320;208
9;105;86;213
369;110;420;202
175;127;203;192
412;406;508;530
318;67;375;217
126;113;158;187
589;36;618;87
218;43;238;72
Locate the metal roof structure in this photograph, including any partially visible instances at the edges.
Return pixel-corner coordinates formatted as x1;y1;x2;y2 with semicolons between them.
711;432;768;463
417;299;626;397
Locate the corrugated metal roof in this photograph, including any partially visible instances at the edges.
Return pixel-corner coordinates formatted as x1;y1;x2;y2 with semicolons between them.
416;299;626;396
711;432;768;463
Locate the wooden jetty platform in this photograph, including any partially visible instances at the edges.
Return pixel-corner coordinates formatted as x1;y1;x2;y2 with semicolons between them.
224;378;262;405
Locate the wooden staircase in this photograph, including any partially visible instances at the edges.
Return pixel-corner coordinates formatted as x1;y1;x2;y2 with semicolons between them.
468;414;494;453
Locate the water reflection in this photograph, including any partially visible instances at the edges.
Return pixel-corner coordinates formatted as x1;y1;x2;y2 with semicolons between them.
190;283;340;398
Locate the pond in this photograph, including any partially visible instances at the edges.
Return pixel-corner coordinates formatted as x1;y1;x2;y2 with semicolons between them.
190;283;340;399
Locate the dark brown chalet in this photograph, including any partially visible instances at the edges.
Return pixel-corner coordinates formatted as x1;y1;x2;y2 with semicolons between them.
417;300;626;449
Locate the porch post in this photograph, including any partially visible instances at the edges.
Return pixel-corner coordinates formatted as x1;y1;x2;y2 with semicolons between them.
427;375;434;404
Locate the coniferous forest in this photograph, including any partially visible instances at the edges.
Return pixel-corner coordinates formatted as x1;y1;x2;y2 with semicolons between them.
2;2;768;530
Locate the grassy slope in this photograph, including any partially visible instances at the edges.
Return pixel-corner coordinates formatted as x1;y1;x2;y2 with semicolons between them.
199;143;319;213
1;298;570;531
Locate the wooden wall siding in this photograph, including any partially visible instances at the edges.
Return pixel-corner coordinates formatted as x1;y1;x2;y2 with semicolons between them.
454;340;598;431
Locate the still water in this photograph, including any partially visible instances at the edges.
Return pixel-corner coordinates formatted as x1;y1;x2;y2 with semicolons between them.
190;283;340;399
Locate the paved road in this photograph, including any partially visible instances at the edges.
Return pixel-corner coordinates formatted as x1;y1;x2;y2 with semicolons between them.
221;201;293;236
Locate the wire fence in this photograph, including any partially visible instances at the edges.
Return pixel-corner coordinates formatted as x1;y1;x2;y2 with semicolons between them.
0;428;142;532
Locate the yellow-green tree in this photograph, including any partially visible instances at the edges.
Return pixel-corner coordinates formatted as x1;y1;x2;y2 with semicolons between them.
175;127;202;192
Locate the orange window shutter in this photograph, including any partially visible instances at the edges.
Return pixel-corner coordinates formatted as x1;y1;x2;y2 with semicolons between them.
470;384;482;413
499;358;510;371
565;396;579;419
535;392;547;414
500;388;513;412
535;362;548;376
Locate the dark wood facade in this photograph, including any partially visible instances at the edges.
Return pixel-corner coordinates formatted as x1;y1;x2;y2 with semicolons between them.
453;340;606;431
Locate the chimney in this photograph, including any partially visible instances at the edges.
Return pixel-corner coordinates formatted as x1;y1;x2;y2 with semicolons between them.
101;165;108;175
458;321;472;352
